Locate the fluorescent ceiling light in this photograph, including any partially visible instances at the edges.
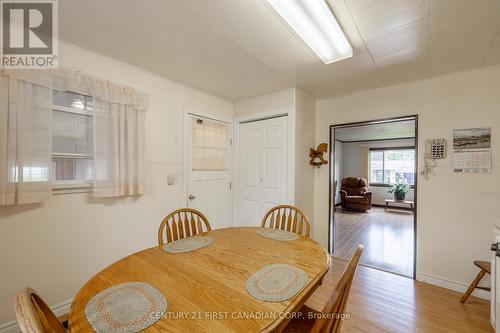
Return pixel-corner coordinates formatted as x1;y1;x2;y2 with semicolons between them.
262;0;353;64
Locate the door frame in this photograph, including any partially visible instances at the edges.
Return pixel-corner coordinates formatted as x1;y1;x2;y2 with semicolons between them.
233;107;295;227
183;109;234;223
329;114;418;280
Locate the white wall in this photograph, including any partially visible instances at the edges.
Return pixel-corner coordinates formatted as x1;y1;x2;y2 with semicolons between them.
0;42;234;328
333;140;343;205
314;65;500;294
234;88;294;118
369;186;415;206
294;89;316;221
340;139;415;205
341;142;363;178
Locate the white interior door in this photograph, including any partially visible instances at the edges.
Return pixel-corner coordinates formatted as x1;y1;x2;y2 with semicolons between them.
187;115;232;230
237;116;288;226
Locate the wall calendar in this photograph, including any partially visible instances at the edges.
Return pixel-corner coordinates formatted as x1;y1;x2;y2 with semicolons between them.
453;128;491;173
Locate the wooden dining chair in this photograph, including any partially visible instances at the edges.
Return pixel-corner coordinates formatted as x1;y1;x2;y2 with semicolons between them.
460;260;491;303
15;288;66;333
158;208;211;245
284;245;364;333
260;205;311;238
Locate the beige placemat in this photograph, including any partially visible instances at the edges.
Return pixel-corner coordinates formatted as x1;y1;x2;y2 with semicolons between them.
162;236;213;254
256;228;299;241
245;264;308;302
85;282;167;333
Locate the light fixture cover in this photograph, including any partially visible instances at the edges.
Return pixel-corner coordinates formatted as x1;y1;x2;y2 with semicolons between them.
262;0;353;64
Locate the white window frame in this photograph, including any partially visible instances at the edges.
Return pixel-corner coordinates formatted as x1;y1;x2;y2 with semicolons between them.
51;93;94;193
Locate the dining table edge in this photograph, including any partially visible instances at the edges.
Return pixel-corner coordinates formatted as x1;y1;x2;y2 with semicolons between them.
260;240;331;333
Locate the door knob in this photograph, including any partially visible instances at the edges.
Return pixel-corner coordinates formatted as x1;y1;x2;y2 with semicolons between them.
492;243;499;251
189;194;195;200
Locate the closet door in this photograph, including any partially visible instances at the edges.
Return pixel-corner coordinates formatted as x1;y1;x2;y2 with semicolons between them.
237;116;288;226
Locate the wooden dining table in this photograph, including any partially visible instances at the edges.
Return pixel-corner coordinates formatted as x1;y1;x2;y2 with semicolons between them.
69;227;330;332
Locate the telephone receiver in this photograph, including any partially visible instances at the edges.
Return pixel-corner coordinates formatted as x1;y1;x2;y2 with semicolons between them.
425;139;447;159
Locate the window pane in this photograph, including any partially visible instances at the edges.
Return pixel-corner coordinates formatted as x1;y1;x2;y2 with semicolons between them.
369;149;415;185
369;151;384;183
11;166;49;182
383;149;415;185
52;158;93;181
52;110;93;155
53;90;93;113
192;118;228;171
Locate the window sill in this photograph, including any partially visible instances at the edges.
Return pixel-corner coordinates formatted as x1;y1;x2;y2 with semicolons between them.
52;182;93;195
369;183;415;189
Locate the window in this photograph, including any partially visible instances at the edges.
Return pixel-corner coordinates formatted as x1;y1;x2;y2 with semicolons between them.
51;90;94;189
192;118;229;171
369;148;415;185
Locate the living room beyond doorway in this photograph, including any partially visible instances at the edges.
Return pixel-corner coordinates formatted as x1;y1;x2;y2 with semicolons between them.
329;116;417;278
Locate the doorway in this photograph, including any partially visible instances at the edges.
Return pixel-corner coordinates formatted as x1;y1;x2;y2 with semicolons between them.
329;116;418;278
185;114;233;230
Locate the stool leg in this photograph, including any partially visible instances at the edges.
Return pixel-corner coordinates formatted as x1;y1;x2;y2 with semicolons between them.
460;269;486;303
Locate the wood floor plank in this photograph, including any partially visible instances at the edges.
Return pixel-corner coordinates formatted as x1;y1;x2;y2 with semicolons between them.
334;207;414;277
305;258;492;333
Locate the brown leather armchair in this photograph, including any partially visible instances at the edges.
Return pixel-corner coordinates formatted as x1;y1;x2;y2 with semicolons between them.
340;177;372;212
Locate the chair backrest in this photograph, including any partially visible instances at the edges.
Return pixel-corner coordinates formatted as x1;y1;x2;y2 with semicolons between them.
15;288;66;333
341;177;368;196
158;208;211;245
310;245;363;333
260;205;311;238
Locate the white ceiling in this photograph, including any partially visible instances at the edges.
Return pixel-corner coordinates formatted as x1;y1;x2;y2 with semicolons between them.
334;119;416;142
59;0;500;101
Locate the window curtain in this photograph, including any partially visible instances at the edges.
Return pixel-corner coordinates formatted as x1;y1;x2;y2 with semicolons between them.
192;118;228;171
361;146;369;180
0;74;52;205
93;100;145;197
1;68;148;200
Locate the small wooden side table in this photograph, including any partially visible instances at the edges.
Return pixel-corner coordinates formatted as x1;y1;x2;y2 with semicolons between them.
385;199;414;213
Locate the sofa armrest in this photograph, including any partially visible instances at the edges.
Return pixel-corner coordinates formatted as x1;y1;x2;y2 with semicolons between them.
363;191;372;204
339;190;347;208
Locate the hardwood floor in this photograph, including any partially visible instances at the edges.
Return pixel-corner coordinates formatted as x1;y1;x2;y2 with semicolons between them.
305;258;493;333
334;206;414;277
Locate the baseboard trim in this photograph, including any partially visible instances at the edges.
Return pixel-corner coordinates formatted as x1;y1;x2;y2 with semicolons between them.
416;272;490;300
0;299;72;333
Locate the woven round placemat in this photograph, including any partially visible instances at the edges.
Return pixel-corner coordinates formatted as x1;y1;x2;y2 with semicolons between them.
85;282;167;333
162;236;213;254
256;228;299;241
245;264;308;302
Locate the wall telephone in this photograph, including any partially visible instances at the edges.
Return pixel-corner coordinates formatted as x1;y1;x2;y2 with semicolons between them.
421;139;447;180
425;139;447;159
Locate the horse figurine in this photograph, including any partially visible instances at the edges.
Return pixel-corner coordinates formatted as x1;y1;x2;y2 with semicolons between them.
309;143;328;167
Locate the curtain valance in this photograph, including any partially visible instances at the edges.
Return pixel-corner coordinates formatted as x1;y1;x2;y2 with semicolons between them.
0;68;149;112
